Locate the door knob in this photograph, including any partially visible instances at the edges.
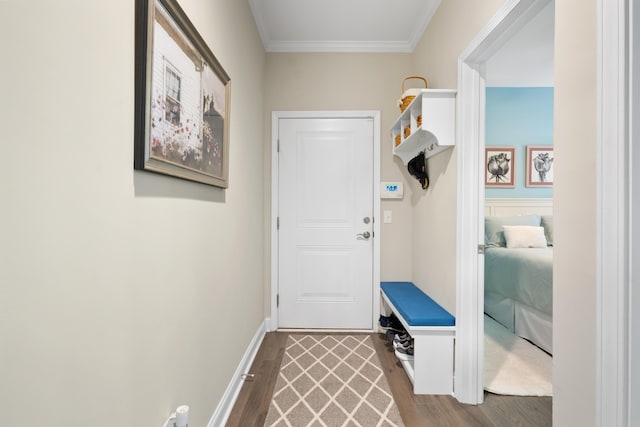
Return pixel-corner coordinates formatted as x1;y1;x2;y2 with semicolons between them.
357;231;371;239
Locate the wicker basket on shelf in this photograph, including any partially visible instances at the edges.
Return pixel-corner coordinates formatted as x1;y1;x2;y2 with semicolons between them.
398;76;429;112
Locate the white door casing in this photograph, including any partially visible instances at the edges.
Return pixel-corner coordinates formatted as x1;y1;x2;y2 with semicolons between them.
629;1;640;423
456;0;552;405
457;0;632;417
270;111;381;331
597;0;632;424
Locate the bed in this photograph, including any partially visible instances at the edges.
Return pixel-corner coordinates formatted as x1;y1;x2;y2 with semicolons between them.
484;212;553;354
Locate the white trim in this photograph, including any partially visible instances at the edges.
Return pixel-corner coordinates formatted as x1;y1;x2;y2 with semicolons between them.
264;40;414;53
455;57;485;405
270;111;381;332
406;0;441;52
270;114;279;332
455;0;551;405
630;1;640;424
248;0;441;54
247;0;270;53
207;319;268;427
372;113;382;333
484;198;553;216
459;0;549;64
596;0;630;425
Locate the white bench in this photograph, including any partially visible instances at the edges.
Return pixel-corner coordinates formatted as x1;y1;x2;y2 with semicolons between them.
380;281;456;395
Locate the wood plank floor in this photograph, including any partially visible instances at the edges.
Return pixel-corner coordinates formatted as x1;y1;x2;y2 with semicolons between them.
226;332;552;427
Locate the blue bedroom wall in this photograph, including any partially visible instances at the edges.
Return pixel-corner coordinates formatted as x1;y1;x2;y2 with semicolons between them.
485;87;554;198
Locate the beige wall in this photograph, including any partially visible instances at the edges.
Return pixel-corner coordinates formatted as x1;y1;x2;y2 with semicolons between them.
413;0;506;88
409;0;504;313
553;0;597;424
0;0;605;425
0;0;265;426
263;52;416;313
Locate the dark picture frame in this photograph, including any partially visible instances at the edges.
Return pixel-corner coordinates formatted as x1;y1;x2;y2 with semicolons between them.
134;0;231;188
485;146;515;187
526;146;554;187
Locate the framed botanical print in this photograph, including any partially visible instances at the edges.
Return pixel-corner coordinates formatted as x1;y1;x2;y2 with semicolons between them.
485;146;515;187
526;146;554;187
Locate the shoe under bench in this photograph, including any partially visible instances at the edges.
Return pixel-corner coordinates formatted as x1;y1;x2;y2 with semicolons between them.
380;281;456;395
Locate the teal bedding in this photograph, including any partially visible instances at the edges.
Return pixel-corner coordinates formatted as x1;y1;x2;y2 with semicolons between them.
483;214;554;353
484;247;553;321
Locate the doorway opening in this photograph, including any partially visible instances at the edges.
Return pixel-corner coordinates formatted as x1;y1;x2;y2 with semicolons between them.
455;0;553;405
482;1;554;397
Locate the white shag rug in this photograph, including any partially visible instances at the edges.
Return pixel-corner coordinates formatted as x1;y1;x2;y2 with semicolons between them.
484;315;553;396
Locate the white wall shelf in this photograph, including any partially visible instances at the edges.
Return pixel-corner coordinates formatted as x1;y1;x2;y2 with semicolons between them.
391;89;457;164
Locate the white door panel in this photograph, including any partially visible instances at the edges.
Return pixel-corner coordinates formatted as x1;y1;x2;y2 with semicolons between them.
278;117;373;329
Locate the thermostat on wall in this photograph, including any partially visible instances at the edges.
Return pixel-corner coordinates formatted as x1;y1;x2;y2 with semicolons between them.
381;182;403;199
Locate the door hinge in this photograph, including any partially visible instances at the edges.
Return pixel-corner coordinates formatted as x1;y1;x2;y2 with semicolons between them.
277;139;280;153
277;293;279;307
277;216;280;230
477;244;485;254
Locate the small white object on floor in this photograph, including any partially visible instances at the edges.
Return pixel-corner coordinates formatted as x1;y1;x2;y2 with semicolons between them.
484;315;552;396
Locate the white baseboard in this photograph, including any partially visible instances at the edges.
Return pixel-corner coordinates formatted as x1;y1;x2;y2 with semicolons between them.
207;318;267;427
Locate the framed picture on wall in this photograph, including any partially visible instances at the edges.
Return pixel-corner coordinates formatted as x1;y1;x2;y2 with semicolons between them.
485;146;515;187
134;0;231;188
526;146;554;187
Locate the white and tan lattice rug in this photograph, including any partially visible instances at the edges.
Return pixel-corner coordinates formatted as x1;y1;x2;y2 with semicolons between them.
264;334;404;427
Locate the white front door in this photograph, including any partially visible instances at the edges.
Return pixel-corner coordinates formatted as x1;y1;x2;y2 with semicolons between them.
277;117;374;329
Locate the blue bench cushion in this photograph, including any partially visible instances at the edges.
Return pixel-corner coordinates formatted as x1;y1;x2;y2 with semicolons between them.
381;282;455;327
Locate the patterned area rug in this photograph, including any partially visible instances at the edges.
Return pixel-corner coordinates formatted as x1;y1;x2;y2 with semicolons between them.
264;334;404;427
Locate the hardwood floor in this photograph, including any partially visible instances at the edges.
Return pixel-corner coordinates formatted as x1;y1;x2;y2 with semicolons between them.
226;332;552;427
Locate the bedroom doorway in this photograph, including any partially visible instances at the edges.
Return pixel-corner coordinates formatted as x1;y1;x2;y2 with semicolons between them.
455;0;553;405
482;1;554;397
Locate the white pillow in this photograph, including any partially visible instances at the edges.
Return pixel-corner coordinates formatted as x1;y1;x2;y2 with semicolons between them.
502;225;548;248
